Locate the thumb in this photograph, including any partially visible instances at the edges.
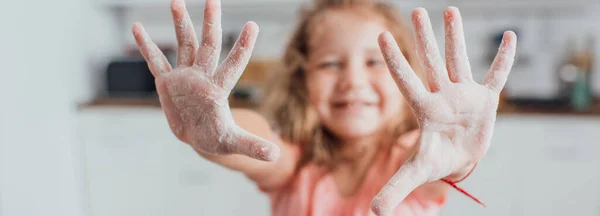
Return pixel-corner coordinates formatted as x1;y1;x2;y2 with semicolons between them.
223;126;281;161
371;161;429;215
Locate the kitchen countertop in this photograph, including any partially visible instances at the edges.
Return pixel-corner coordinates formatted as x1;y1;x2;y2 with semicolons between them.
79;97;600;117
78;97;256;109
499;99;600;116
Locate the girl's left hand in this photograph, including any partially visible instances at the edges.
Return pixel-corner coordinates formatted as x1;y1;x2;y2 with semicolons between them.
371;7;517;215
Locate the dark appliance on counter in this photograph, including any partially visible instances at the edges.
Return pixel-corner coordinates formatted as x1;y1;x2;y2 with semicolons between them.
105;59;157;98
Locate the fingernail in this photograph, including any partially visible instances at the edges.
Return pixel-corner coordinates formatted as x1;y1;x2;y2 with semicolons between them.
371;196;391;216
264;145;281;161
245;21;260;34
415;7;428;15
447;6;459;12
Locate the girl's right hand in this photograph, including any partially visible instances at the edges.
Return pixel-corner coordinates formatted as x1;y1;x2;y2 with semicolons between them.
131;0;280;161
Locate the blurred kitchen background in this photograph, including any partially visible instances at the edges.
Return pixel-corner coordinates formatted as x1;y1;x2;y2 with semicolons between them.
1;0;600;215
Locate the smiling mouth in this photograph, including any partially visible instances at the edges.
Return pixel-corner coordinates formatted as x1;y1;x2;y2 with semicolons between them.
332;101;377;109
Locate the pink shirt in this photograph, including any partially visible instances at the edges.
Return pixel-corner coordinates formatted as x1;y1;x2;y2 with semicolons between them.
261;138;446;216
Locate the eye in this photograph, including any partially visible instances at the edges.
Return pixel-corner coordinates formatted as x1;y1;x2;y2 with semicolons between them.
367;59;385;67
318;61;341;69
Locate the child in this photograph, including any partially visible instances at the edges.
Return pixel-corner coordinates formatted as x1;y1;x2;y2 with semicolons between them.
131;0;517;215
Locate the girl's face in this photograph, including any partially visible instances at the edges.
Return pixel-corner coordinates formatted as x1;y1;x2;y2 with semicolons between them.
305;9;406;140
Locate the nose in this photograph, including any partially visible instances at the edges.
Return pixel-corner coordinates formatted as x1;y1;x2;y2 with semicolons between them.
337;61;368;91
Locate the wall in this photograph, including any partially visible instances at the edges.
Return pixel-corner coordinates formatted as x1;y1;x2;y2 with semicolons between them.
0;0;86;216
75;0;122;104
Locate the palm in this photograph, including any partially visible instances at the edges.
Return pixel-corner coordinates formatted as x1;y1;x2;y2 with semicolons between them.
132;0;278;161
155;69;231;146
416;82;499;180
371;7;517;215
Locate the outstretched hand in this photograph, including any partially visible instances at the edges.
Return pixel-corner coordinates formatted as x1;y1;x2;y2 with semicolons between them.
132;0;280;161
372;7;517;215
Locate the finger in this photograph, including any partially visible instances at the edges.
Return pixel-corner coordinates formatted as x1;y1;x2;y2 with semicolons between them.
225;127;281;161
132;23;173;76
483;31;517;92
214;22;259;90
412;8;448;92
195;0;223;72
378;32;428;107
171;0;199;67
371;160;429;216
444;7;472;83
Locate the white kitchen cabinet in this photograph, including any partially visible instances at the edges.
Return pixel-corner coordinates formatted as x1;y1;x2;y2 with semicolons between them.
77;108;168;216
78;107;600;216
76;107;270;216
517;117;600;216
